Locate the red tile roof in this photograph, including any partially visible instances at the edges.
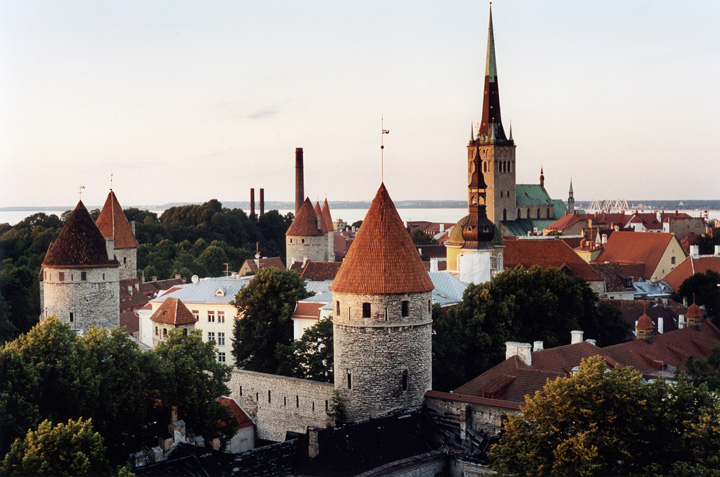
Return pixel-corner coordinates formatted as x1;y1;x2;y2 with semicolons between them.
548;212;631;232
294;260;342;281
286;198;323;237
95;191;139;249
42;201;119;269
590;262;633;293
332;183;434;294
455;320;720;404
292;302;323;320
503;239;604;282
240;257;286;273
217;397;254;429
322;199;333;231
662;255;720;292
120;311;139;333
119;278;184;311
597;232;678;280
149;297;197;325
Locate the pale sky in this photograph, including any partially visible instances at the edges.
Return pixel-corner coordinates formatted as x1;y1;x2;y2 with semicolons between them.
1;1;718;208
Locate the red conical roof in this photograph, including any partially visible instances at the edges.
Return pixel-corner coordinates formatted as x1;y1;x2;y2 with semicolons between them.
43;201;118;268
322;199;333;232
150;298;197;325
637;313;653;330
286;198;323;236
96;190;138;249
314;202;330;233
686;299;702;319
332;183;434;294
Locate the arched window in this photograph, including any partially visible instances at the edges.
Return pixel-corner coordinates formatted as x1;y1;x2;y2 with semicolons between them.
517;209;521;219
401;370;409;392
503;209;507;221
537;208;541;218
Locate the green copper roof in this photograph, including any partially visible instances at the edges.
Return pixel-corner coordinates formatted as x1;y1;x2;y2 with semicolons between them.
485;7;497;81
552;199;568;218
500;218;559;237
515;184;555;206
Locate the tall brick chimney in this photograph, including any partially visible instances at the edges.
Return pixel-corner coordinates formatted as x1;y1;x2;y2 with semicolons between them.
259;188;265;216
295;148;304;215
250;188;255;216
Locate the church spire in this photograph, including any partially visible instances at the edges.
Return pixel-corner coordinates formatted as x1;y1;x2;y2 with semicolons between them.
479;5;507;144
567;178;575;214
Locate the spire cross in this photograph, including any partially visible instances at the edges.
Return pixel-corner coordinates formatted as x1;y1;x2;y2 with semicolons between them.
78;185;86;201
381;116;389;182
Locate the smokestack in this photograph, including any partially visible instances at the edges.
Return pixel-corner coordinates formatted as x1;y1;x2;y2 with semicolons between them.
250;188;255;216
295;148;304;215
260;188;265;216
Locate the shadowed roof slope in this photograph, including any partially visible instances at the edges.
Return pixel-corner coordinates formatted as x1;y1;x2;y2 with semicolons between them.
149;297;197;325
42;201;118;268
332;183;434;294
597;232;677;280
503;239;604;282
96;190;139;249
286;198;323;236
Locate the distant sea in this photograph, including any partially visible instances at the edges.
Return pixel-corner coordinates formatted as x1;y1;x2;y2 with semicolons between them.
1;203;718;227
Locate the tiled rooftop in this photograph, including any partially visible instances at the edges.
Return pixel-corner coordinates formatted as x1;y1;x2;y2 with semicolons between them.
149;297;198;325
286;198;323;237
95;190;139;249
503;238;604;282
597;231;677;280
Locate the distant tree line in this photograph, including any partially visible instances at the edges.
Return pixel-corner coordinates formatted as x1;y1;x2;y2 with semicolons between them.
0;201;293;343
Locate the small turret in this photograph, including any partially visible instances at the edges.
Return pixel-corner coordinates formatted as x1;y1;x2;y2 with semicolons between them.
567;178;575;215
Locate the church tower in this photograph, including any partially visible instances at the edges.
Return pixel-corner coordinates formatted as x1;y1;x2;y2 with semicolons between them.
468;6;516;224
40;201;120;331
567;179;575;215
96;190;138;280
332;184;434;422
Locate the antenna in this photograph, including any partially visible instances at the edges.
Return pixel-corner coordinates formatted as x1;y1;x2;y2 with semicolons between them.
78;185;86;201
381;116;389;182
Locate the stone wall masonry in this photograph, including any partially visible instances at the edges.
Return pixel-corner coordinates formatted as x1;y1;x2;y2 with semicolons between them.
229;370;334;442
333;291;432;422
42;266;119;330
286;235;327;267
114;248;137;280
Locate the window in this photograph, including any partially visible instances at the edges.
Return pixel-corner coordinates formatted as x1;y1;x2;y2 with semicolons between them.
336;301;340;315
70;312;74;323
268;390;271;403
208;311;215;322
239;386;243;397
347;373;352;389
59;272;64;281
402;301;409;317
301;239;305;244
155;326;158;336
183;328;188;336
402;370;408;391
671;256;676;265
81;271;87;281
296;395;299;408
284;397;287;406
102;273;105;280
208;332;215;342
163;328;167;337
218;352;226;363
217;311;225;323
192;310;199;320
218;332;225;346
428;300;432;313
123;257;127;264
362;302;371;318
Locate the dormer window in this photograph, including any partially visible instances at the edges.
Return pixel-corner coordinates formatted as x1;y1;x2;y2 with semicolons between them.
215;288;225;297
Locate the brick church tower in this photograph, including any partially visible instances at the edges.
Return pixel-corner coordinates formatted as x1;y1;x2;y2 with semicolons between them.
331;183;434;422
468;6;516;224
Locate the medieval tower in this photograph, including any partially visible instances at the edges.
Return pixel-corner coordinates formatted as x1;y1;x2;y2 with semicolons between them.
39;200;120;331
331;183;434;422
95;190;139;280
286;198;330;266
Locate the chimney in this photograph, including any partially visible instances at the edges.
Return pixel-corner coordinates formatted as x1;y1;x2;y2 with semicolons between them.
690;245;700;258
658;317;664;334
131;220;136;237
175;274;181;280
430;257;439;273
141;272;145;283
105;237;115;261
678;314;686;329
128;285;133;295
571;330;584;344
152;276;157;282
250;188;255;216
302;256;308;267
533;341;544;352
585;339;597;346
505;342;532;365
295;148;304;215
715;245;720;256
260;188;265;216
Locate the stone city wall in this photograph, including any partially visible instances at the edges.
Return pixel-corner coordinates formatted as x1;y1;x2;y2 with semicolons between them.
229;369;334;442
114;248;137;280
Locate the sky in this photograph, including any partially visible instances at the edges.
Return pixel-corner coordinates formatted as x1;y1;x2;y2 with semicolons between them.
1;1;719;209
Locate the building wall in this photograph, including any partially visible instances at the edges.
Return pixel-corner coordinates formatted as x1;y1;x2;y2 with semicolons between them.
588;280;605;296
150;322;194;347
114;248;137;280
652;236;686;279
665;217;706;241
326;232;335;262
472;145;516;224
42;266;119;331
286;235;327;268
333;291;432;422
229;370;335;442
228;426;255;454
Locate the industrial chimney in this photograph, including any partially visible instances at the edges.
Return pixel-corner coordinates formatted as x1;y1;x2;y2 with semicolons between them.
295;148;304;215
250;188;255;216
259;188;265;216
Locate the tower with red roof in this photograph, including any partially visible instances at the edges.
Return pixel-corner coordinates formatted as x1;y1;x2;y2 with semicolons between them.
96;190;139;280
332;183;434;422
286;197;334;266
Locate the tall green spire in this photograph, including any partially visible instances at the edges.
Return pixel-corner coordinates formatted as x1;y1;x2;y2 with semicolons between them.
485;5;497;82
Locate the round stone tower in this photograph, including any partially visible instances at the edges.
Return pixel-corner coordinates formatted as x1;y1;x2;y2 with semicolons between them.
96;190;138;280
40;200;120;331
286;197;327;267
332;183;434;422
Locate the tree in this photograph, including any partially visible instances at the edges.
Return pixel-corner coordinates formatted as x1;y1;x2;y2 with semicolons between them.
685;342;720;392
432;267;629;390
154;329;236;443
276;316;334;382
0;346;41;456
2;418;111;476
232;268;311;373
677;270;720;319
491;356;720;476
409;228;436;245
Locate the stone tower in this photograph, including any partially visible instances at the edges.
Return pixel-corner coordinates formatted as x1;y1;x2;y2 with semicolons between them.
95;190;139;280
468;6;516;224
40;200;120;331
286;198;327;267
332;183;434;422
567;179;575;215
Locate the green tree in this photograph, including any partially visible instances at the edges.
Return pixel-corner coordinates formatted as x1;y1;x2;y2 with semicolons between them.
432;267;629;390
491;356;720;476
154;329;236;443
685;342;720;392
677;270;720;319
0;346;41;456
408;227;436;245
232;268;311;373
2;418;111;476
276;316;334;382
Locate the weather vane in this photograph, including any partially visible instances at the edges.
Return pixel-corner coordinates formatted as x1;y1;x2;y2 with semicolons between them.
110;173;113;191
78;185;86;201
381;116;389;182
